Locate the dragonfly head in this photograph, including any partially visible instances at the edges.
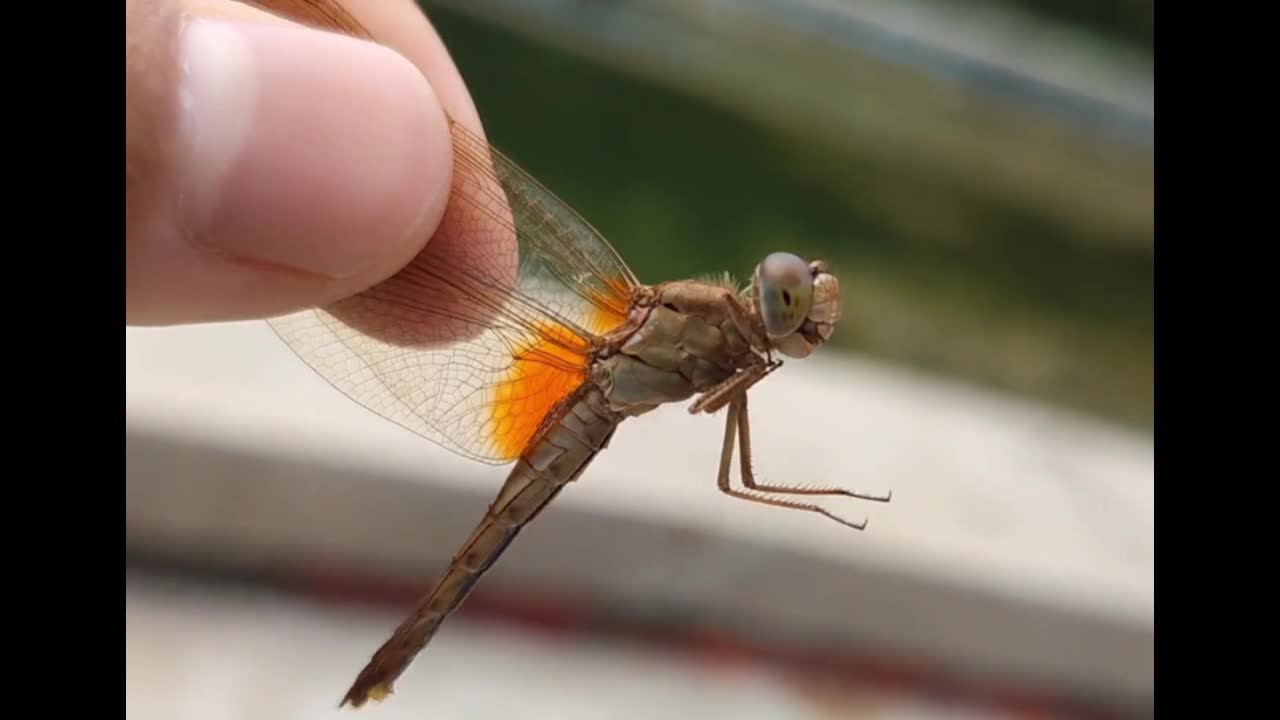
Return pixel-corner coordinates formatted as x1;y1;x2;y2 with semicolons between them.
752;252;841;359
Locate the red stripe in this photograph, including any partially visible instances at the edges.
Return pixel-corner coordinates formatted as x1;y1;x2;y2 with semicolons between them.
290;563;1125;720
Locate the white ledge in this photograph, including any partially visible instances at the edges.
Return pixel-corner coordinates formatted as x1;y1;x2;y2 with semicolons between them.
125;320;1152;713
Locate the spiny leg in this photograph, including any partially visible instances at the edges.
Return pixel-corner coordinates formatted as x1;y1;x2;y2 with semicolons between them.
716;396;870;531
689;359;780;415
737;392;892;504
721;291;770;353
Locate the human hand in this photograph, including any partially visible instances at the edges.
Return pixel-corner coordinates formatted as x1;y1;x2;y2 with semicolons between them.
126;0;479;325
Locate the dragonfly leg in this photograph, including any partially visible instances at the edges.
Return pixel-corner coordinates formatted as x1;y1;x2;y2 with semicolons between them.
737;392;892;503
689;359;781;415
716;395;871;531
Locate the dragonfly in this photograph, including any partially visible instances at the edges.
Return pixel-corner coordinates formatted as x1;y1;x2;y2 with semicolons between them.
260;0;891;709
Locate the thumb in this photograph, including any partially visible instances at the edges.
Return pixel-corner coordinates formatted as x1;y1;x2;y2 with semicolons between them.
126;0;453;325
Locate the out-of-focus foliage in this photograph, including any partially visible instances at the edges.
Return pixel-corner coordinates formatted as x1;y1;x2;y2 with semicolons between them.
421;4;1153;430
1001;0;1152;49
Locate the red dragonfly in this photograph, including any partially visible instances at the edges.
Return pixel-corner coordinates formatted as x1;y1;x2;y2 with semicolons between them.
260;0;891;708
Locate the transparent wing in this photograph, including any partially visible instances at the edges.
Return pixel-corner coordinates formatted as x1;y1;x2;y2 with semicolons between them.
268;120;641;464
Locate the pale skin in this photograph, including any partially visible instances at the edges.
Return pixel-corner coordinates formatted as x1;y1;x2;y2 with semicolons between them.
125;0;480;325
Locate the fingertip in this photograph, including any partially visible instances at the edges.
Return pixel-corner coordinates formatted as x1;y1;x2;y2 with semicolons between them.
128;15;454;324
311;0;485;138
177;17;453;280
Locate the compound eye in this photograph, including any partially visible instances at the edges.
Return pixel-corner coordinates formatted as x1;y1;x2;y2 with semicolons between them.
756;252;814;338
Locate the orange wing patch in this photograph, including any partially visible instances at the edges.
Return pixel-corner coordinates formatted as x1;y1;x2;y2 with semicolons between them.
490;322;592;460
587;302;628;337
578;274;633;337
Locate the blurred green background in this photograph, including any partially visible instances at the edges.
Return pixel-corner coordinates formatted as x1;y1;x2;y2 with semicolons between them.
419;0;1153;430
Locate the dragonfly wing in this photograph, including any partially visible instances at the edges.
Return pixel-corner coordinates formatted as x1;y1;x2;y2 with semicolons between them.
268;121;640;464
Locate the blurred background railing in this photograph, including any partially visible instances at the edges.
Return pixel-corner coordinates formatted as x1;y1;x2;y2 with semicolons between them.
126;2;1153;719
